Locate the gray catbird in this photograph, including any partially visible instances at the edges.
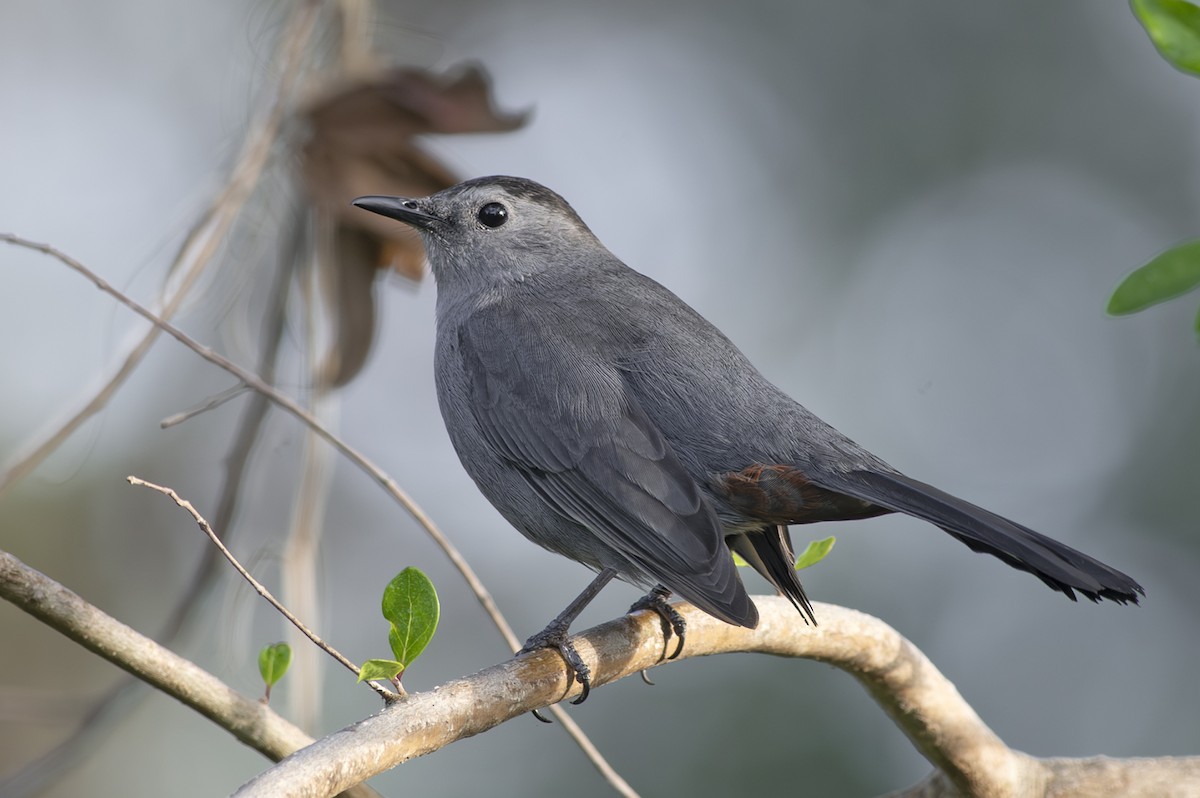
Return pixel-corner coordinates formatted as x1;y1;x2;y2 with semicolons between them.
353;176;1143;700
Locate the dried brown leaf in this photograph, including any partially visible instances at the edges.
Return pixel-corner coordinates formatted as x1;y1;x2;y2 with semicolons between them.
297;63;528;385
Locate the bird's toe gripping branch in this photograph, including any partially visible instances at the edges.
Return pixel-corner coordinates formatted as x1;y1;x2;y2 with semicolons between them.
628;585;687;661
519;621;594;715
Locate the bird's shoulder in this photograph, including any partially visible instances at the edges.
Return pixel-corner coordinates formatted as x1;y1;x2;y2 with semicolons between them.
435;286;626;438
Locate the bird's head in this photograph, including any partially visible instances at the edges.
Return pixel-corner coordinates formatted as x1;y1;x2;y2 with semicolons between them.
353;176;601;290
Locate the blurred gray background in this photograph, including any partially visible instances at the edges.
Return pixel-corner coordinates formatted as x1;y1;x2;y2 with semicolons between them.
2;0;1198;795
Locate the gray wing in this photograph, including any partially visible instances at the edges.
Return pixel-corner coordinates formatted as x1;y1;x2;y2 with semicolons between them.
458;312;756;628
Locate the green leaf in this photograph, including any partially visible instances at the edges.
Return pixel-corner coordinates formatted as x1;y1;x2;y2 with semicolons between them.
1194;302;1200;340
1108;238;1200;314
731;551;750;567
382;567;440;667
358;659;404;683
1132;0;1200;75
794;536;836;570
258;642;292;687
388;626;407;665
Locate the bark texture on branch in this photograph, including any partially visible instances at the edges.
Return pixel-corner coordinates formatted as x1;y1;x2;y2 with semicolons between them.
0;549;381;798
894;755;1200;797
234;596;1200;798
5;545;1193;798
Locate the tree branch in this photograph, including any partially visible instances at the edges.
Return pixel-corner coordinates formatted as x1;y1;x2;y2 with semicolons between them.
235;597;1200;798
0;548;382;798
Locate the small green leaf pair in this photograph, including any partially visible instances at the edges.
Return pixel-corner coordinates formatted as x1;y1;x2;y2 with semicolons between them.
359;567;440;683
732;536;836;570
1119;1;1200;338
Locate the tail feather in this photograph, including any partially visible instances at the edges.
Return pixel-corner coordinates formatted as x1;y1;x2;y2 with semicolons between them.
813;469;1144;604
729;526;818;624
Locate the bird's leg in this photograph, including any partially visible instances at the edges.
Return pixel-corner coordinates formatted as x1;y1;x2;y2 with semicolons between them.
519;567;618;709
628;584;686;661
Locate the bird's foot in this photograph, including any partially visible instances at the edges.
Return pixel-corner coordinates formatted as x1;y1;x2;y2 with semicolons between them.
518;621;592;708
629;586;686;660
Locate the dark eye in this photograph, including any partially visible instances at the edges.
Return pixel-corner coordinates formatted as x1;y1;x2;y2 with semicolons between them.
477;202;509;228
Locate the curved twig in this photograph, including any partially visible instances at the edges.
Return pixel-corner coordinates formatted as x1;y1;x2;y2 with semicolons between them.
0;0;323;499
127;476;397;701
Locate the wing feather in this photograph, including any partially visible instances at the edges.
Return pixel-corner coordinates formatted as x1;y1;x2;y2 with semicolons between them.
459;315;756;627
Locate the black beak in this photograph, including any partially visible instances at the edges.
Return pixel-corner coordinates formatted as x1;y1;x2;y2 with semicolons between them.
352;195;442;230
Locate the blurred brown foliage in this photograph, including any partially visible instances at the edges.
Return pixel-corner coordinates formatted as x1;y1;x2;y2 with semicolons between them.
300;64;528;385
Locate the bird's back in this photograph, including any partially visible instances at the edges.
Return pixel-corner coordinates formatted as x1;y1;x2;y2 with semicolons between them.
440;253;887;484
571;260;882;466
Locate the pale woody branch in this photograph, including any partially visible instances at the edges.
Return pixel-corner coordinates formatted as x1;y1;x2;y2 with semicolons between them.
236;597;1200;798
5;541;1195;798
0;548;382;798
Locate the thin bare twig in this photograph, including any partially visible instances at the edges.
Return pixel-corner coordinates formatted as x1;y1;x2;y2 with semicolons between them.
0;0;323;498
0;549;384;798
1;234;510;638
127;476;396;701
159;384;249;428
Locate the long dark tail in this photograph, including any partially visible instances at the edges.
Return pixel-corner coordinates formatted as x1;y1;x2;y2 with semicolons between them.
812;469;1144;603
728;526;818;624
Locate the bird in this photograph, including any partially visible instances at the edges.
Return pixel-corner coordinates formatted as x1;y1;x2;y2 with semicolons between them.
352;176;1143;702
